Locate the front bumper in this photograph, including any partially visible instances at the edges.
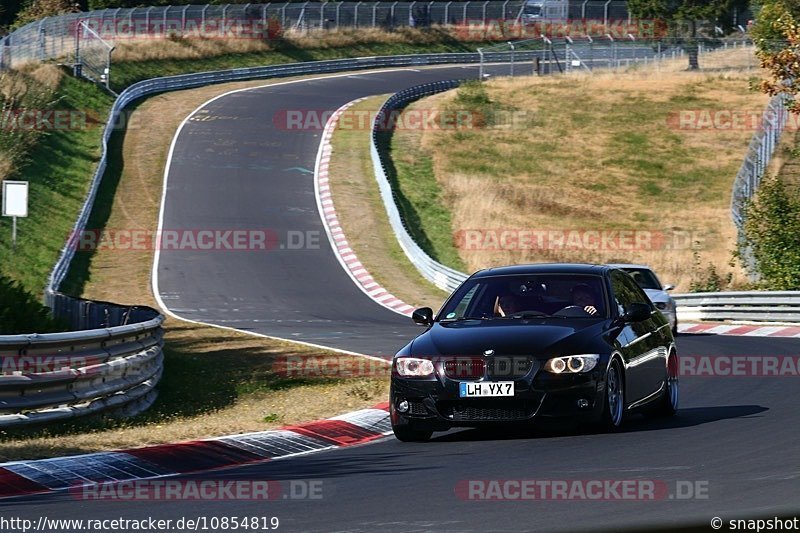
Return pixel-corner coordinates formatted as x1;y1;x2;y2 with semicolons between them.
390;368;606;429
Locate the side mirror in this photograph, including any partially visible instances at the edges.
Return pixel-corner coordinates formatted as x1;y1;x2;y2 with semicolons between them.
623;302;651;323
663;284;675;291
412;307;434;327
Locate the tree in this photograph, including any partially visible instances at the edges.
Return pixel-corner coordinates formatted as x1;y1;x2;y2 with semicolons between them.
12;0;80;29
627;0;736;69
752;1;800;111
738;176;800;289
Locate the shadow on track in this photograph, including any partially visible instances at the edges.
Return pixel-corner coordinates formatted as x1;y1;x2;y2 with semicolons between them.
430;404;768;443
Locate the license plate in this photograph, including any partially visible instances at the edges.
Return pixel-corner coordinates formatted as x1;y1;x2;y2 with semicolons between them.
459;381;514;397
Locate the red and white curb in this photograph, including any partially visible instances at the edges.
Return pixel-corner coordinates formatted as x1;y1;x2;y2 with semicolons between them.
678;322;800;337
314;98;415;317
0;404;390;499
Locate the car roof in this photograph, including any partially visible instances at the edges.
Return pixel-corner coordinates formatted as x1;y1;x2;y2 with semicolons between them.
472;263;610;278
606;263;653;271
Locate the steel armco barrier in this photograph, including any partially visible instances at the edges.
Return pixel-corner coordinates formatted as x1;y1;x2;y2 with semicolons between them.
371;80;470;293
674;291;800;323
0;294;164;427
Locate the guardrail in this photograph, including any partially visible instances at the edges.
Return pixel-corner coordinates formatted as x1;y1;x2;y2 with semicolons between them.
371;80;470;292
674;292;800;323
0;294;164;427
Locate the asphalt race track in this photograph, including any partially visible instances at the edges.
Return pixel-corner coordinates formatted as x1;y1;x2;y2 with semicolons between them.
6;333;800;531
4;65;799;531
154;65;518;355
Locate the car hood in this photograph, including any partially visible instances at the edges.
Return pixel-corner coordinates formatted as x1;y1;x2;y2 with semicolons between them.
409;319;607;357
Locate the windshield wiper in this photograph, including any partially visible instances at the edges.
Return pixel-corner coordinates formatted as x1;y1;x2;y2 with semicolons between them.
501;312;549;319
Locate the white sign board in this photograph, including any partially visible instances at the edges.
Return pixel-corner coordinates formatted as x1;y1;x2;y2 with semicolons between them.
2;181;28;218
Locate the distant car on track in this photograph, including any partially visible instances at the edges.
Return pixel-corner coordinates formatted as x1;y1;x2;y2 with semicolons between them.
607;264;678;335
390;264;678;442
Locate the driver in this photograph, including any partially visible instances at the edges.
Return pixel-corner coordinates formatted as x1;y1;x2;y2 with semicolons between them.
571;284;598;316
495;294;521;317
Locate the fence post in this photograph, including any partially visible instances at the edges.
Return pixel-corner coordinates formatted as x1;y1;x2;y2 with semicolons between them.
38;19;46;61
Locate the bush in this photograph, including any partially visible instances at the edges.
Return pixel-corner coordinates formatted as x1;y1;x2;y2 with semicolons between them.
738;176;800;289
0;274;65;334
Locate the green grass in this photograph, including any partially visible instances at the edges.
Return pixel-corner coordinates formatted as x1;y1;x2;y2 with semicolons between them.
0;72;114;297
379;101;467;271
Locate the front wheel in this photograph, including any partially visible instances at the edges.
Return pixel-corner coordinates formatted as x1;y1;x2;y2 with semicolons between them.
601;359;626;431
392;424;433;442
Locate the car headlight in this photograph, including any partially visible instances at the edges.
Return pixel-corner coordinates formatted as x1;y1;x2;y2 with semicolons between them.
544;354;600;374
394;357;435;377
655;301;673;311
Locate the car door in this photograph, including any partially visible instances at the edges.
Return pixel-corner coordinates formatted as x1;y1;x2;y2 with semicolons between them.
615;271;666;403
609;271;660;404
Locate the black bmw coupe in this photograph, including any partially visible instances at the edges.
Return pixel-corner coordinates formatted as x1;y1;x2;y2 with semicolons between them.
390;264;679;442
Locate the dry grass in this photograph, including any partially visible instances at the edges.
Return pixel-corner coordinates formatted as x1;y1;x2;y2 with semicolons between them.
1;319;389;460
403;48;769;291
2;75;391;461
327;96;449;310
112;26;472;62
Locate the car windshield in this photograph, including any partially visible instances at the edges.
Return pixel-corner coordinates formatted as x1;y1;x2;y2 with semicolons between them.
439;274;608;320
622;268;662;290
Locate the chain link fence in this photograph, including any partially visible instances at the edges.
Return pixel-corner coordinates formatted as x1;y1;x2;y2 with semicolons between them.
0;1;639;71
731;93;790;230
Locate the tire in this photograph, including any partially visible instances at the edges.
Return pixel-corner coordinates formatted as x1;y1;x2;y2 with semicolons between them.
653;352;679;417
601;359;626;431
392;424;433;442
